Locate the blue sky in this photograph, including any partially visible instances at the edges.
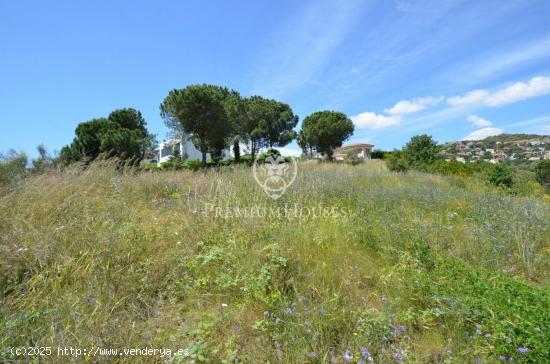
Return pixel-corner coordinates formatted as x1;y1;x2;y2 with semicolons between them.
1;0;550;158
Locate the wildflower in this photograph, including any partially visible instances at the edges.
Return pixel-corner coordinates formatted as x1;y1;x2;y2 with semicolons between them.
433;307;442;314
319;309;326;315
445;348;453;355
284;307;293;315
360;347;373;362
394;352;405;361
307;351;316;358
342;351;353;361
516;347;529;354
360;347;371;358
498;356;506;361
475;324;482;335
275;317;282;324
484;333;492;338
263;310;270;317
398;325;406;333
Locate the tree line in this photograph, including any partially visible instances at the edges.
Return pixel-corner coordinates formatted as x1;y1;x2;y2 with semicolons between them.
54;83;355;167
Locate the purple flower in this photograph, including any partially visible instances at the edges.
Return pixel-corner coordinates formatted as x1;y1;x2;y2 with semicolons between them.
308;351;316;358
358;360;366;364
275;317;282;324
342;351;353;361
319;308;326;315
263;310;270;317
517;347;529;354
284;307;293;315
394;352;405;361
360;347;371;358
445;348;453;355
475;324;482;335
398;325;406;333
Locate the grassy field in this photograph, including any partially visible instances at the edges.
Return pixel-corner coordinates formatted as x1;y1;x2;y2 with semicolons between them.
1;161;548;363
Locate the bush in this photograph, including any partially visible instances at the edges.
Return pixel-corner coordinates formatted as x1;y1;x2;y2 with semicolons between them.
488;163;514;188
534;160;550;188
343;151;362;165
0;151;27;189
429;160;474;177
370;150;385;159
159;156;187;170
403;134;441;169
183;159;202;171
385;151;409;172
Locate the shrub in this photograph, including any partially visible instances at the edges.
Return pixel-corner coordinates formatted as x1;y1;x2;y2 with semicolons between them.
184;159;202;171
159;156;187;170
0;151;27;189
488;163;514;188
429;160;473;177
343;151;362;165
402;134;441;169
370;150;385;159
534;160;550;188
385;151;409;172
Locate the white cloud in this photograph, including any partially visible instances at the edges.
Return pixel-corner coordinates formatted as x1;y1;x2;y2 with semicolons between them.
351;112;401;129
467;114;492;127
462;127;503;141
447;89;489;106
447;76;550;107
384;96;443;115
486;76;550;106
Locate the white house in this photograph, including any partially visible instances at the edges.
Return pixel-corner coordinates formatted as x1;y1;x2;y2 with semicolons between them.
333;143;374;161
153;137;230;166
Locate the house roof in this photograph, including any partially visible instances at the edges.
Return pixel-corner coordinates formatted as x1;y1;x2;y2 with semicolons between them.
334;143;374;152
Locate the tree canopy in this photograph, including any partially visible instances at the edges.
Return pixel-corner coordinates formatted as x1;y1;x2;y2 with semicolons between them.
298;111;354;160
59;108;154;165
160;84;234;165
242;96;298;160
402;134;442;168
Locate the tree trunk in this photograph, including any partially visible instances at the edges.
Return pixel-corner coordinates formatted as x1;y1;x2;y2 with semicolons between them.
233;141;240;162
327;149;333;161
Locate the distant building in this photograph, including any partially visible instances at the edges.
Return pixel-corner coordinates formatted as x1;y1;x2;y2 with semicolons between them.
333;143;374;161
153;137;230;166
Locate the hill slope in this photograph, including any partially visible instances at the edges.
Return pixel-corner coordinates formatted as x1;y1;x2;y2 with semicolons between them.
441;133;550;164
1;161;548;363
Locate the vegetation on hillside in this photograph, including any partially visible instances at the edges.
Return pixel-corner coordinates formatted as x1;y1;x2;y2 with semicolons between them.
1;161;548;363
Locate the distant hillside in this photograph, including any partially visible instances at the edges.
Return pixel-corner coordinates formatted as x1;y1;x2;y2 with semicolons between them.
441;133;550;164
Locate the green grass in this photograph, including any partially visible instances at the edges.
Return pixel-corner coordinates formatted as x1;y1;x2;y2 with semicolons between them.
1;160;548;363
